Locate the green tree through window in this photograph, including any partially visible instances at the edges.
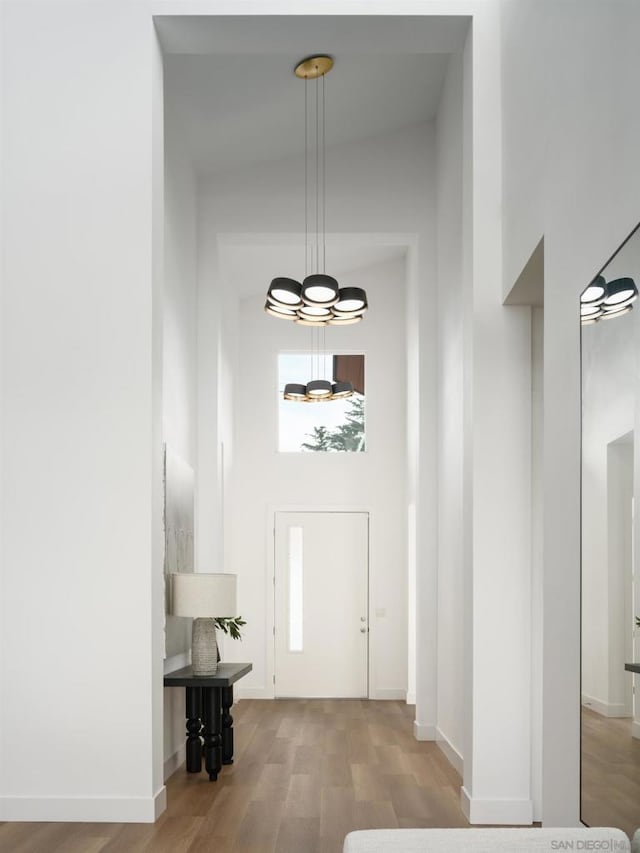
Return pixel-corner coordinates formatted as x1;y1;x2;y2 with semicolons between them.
301;396;365;452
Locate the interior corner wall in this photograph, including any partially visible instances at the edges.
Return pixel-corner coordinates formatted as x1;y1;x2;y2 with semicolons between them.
406;246;419;709
195;204;222;579
500;0;640;825
162;135;198;773
435;49;465;771
197;121;436;702
461;3;533;825
227;258;408;699
0;2;165;821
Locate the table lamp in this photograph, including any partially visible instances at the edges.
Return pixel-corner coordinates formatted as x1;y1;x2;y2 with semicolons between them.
170;572;237;676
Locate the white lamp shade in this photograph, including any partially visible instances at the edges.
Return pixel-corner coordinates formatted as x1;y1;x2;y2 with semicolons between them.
170;572;237;618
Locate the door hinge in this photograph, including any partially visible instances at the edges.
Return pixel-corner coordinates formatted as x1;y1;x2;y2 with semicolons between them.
273;675;276;684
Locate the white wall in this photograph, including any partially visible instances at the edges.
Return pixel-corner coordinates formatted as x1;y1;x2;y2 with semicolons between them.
465;3;533;821
197;122;437;704
226;258;408;698
500;0;640;825
0;1;165;821
162;134;198;775
4;0;621;827
435;50;465;773
163;156;197;468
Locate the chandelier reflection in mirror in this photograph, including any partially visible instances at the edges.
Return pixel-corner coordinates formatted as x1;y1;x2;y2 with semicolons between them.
283;333;355;403
580;274;638;325
265;55;368;327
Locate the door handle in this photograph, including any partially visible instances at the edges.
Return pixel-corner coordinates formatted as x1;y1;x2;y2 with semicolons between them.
360;627;367;633
360;616;367;622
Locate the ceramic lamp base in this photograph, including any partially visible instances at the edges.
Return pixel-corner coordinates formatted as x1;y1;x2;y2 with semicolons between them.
192;617;219;676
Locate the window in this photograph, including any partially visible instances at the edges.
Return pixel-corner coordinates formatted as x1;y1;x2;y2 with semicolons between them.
278;353;366;453
288;526;303;652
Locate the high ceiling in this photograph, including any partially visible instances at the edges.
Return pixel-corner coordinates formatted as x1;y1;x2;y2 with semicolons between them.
158;15;468;295
164;52;451;173
159;14;470;175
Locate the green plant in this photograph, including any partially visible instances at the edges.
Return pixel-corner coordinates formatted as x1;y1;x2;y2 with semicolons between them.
214;616;246;641
301;424;333;452
301;394;366;452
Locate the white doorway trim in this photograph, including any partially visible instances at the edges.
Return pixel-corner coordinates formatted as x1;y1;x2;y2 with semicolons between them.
266;503;373;700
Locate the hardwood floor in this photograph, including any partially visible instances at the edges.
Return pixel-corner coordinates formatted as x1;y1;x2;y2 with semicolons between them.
581;706;640;839
0;699;468;853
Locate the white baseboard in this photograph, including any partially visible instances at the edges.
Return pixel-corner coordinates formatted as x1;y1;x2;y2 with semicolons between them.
581;694;630;718
460;786;533;825
413;721;437;741
164;744;186;781
435;727;464;776
237;688;406;701
632;720;640;740
0;788;167;823
406;691;416;705
370;688;406;700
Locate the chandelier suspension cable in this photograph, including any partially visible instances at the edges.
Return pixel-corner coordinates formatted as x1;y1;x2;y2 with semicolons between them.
277;54;360;402
267;55;368;330
323;71;326;275
304;77;308;279
315;73;319;275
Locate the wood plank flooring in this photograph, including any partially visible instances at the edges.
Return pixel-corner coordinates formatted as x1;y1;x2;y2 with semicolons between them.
0;699;468;853
581;706;640;838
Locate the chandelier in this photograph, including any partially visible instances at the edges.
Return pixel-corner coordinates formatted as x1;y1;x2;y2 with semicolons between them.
264;55;368;329
580;275;638;324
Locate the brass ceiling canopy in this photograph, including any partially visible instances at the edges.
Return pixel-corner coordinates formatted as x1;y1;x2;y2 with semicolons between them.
294;55;334;79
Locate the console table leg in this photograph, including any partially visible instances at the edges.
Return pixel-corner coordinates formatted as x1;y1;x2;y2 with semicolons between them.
203;686;222;781
221;686;234;765
185;686;202;773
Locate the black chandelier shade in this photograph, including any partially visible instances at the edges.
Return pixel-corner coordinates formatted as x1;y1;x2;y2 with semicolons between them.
331;381;353;399
306;379;333;399
328;315;363;326
602;277;637;306
264;301;297;320
266;279;369;326
283;383;308;401
580;275;638;325
301;274;340;307
264;56;369;325
333;286;368;316
580;275;607;306
600;303;633;320
267;277;303;308
283;379;354;402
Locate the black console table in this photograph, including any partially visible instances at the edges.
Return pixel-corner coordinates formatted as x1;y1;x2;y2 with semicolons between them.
164;662;252;780
625;663;640;674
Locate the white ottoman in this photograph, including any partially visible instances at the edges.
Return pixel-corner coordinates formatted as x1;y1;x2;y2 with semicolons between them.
344;828;630;853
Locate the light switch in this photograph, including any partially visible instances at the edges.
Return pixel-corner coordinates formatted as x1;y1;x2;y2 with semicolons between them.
375;607;386;618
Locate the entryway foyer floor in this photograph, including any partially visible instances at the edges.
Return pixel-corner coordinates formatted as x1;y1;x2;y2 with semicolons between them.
0;698;468;853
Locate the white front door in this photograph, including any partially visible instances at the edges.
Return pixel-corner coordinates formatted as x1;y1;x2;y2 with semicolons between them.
274;511;368;698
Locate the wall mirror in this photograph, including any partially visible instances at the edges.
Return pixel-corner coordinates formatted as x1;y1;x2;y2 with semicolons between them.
581;223;640;836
